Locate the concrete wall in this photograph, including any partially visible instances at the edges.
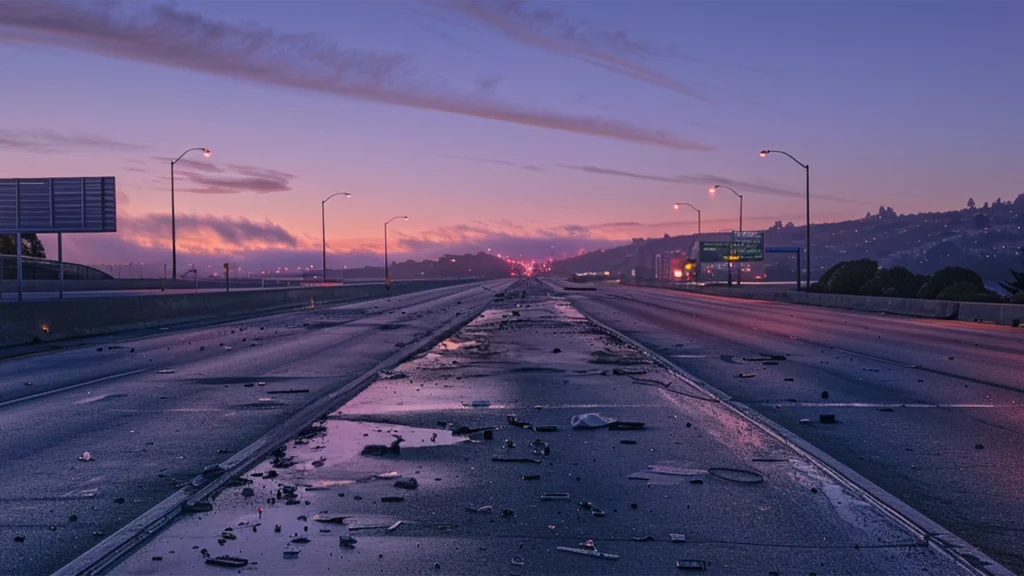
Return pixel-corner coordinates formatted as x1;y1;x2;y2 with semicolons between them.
630;279;1023;326
0;279;476;348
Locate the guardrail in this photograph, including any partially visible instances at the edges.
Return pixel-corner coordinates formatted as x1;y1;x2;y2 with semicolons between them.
630;279;1023;326
0;279;479;348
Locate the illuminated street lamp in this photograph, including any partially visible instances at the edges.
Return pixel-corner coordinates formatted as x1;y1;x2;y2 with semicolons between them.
170;147;211;280
673;202;701;283
760;149;810;289
711;185;743;285
321;192;351;284
384;216;408;288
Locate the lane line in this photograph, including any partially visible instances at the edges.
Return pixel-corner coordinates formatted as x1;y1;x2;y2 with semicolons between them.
758;402;1018;409
0;369;149;410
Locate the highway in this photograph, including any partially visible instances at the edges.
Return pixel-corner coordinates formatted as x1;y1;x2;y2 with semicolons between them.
558;281;1024;573
0;279;512;575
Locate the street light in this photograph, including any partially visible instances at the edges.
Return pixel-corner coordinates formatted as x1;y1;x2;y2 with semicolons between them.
384;216;408;289
760;149;810;289
170;147;211;280
321;192;351;285
673;202;701;283
711;185;743;286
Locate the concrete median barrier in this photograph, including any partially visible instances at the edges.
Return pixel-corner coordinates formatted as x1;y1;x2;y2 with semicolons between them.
0;279;477;348
958;302;1024;326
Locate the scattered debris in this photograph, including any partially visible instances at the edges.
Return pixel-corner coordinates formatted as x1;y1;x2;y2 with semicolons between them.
620;440;637;445
511;557;525;566
632;535;656;542
737;373;756;379
799;418;811;424
395;477;419;490
670;533;686;542
493;456;542;464
290;536;310;544
205;556;249;568
570;413;617;429
648;465;705;476
462;400;491;408
78;451;95;462
707;468;764;484
362;436;403;456
608;421;645;431
821;391;830;399
14;536;25;543
282;547;301;559
676;559;708;571
381;496;405;503
557;542;619;560
975;444;984;450
819;414;837;424
613;367;647;376
521;474;541;481
541;492;571;501
552;348;562;354
241;487;254;498
533;425;558;432
314;514;351;524
267;389;310;395
387;521;404;532
339;535;358;547
784;377;794;382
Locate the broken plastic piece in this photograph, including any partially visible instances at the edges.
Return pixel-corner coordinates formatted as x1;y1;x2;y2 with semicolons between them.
339;535;358;547
737;373;756;378
632;535;656;542
386;521;404;532
511;557;525;566
676;559;708;570
670;533;686;542
540;492;570;501
78;451;94;462
570;413;617;429
282;547;301;559
493;456;542;464
290;536;310;544
533;425;558;432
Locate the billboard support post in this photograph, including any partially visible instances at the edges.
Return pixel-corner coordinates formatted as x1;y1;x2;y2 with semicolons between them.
58;232;64;300
16;232;23;301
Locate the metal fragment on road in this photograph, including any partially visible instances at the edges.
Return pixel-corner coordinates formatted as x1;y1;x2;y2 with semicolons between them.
386;521;404;532
541;492;570;501
205;556;249;568
492;456;542;464
676;559;708;570
670;533;686;542
556;546;619;560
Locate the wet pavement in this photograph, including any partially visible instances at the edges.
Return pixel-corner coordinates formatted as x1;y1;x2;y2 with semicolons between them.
555;280;1024;574
0;280;511;576
110;281;981;575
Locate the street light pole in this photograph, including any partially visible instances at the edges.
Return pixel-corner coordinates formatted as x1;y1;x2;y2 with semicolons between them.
170;147;211;280
673;202;701;283
711;185;744;285
383;216;408;289
760;150;810;289
321;192;352;285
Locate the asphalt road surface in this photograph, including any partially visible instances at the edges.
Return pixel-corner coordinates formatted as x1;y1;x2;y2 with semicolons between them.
557;281;1024;574
0;279;512;576
111;280;979;575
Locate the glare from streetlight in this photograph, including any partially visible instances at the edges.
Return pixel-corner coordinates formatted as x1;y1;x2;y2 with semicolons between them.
673;203;680;210
759;150;768;157
203;149;212;158
709;186;717;195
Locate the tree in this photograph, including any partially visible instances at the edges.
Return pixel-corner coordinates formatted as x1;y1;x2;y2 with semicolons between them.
967;197;976;210
784;221;795;229
982;201;990;209
999;247;1023;295
974;213;990;229
0;233;46;258
769;221;784;231
1014;194;1024;209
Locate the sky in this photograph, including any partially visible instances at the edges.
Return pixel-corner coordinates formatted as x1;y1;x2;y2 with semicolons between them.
1;1;1022;274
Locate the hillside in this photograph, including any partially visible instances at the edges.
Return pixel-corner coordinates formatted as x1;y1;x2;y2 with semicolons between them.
549;194;1024;284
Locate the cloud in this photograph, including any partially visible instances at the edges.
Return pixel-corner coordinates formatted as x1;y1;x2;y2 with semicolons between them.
118;213;299;253
558;163;861;203
425;1;709;101
0;128;143;153
430;152;544;172
0;2;712;152
177;165;294;195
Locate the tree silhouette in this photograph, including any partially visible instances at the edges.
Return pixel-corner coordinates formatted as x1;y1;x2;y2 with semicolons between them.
1000;247;1023;294
967;197;976;210
0;234;46;258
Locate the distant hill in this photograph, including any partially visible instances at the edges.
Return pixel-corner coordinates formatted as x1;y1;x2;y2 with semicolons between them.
549;194;1024;285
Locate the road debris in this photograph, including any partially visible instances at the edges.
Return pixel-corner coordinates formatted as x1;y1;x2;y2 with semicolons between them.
395;477;419;490
282;547;301;559
313;514;350;524
570;413;617;429
493;456;542;463
541;492;570;501
267;389;310;395
362;436;403;456
676;559;708;570
381;496;405;503
819;414;837;424
707;468;764;484
608;421;645;430
339;535;358;547
737;373;756;378
557;540;619;560
77;451;94;462
821;391;830;399
670;533;686;542
205;556;249;568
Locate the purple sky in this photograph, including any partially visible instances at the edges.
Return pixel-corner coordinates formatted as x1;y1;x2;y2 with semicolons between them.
1;1;1022;273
